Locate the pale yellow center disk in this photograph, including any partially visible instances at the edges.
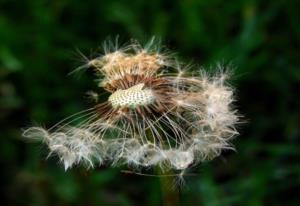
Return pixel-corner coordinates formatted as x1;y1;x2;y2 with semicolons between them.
108;83;155;108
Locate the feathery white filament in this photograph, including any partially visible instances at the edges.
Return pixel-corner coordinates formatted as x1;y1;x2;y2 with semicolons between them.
108;83;155;108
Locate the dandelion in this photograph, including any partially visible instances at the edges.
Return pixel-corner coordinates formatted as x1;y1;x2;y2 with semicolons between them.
23;39;239;172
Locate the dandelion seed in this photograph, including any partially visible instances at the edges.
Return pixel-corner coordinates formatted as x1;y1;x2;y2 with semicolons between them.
23;39;240;172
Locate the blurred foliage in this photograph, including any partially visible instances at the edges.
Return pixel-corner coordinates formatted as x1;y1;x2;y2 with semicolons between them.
1;0;300;205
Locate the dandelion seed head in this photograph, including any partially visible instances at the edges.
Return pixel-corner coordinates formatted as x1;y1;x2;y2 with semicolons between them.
23;38;240;172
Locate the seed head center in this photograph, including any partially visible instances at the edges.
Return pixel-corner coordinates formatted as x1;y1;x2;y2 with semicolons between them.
108;83;155;108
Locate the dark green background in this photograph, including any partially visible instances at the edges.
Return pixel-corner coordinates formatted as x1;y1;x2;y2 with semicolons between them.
1;0;299;205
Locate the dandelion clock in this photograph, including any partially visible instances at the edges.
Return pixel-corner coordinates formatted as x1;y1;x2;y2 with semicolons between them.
23;39;239;174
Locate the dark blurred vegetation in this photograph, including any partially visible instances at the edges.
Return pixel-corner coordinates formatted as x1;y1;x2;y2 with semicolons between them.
1;0;300;205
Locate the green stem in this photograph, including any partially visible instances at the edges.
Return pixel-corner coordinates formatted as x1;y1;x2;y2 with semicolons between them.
158;169;180;206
